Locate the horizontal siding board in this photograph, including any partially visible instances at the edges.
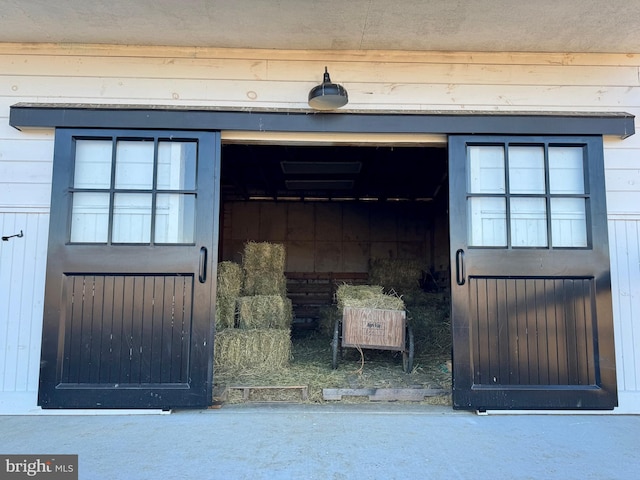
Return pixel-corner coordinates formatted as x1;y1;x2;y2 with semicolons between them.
0;55;268;81
0;120;54;140
0;139;53;161
2;76;639;109
1;55;639;86
0;161;53;184
0;44;638;67
266;60;640;86
606;192;640;216
604;148;640;168
0;184;51;210
605;132;640;151
605;169;640;192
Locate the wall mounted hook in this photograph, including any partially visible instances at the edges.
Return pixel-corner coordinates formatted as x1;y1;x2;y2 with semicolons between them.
2;230;23;241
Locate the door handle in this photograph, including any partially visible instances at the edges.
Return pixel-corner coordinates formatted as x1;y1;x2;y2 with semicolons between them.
199;247;207;283
455;249;465;286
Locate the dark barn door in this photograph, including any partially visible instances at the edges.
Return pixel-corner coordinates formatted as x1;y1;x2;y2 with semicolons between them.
449;135;617;410
39;129;220;409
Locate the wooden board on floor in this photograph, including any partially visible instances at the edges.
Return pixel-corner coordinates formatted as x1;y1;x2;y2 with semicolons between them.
220;385;309;402
323;387;449;401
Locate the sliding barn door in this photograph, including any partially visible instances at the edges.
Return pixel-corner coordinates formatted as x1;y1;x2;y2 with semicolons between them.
39;129;220;409
448;135;617;410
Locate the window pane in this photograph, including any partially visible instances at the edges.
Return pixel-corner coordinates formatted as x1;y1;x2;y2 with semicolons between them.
510;197;548;247
155;194;196;243
70;192;109;242
468;197;507;246
157;141;197;190
74;140;112;189
508;146;545;194
549;146;584;194
114;140;154;189
468;146;505;194
112;193;152;243
551;198;587;247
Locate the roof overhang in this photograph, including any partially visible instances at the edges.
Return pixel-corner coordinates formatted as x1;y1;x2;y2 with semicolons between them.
1;1;640;53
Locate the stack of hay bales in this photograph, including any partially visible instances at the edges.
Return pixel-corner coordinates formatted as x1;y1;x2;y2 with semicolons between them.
214;242;292;373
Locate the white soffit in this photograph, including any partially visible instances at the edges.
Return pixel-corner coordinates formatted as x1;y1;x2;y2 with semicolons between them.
0;0;639;53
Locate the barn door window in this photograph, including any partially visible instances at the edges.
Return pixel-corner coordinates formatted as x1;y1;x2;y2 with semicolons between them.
70;136;197;244
467;142;588;248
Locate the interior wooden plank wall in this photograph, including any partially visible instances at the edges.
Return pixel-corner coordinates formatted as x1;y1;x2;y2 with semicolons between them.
220;201;448;275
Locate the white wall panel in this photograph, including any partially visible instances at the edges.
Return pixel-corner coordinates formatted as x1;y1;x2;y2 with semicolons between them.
609;219;640;393
0;212;48;393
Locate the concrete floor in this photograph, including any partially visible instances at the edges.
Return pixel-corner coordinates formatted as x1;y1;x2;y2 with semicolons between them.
1;404;639;480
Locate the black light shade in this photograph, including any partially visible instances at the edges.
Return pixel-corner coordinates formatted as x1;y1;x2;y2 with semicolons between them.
308;67;348;110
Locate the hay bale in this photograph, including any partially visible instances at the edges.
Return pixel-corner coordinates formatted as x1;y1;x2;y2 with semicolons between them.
215;261;243;329
369;258;425;294
241;242;287;296
243;272;287;297
335;284;405;311
335;284;383;309
214;328;291;373
237;295;293;329
242;241;286;274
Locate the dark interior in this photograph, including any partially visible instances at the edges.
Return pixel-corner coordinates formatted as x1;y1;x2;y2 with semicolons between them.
220;144;448;202
219;143;451;326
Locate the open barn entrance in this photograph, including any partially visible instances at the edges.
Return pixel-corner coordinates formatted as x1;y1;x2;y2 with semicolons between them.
215;141;452;403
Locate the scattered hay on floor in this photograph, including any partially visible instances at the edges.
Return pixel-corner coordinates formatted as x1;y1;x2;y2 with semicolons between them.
369;258;425;293
214;333;452;405
215;261;243;329
237;295;293;329
214;328;291;373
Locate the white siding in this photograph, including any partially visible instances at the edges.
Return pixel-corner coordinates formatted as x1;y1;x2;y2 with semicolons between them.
0;213;48;392
0;44;639;412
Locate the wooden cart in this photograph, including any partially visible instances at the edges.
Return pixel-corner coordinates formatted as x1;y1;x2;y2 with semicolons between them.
331;307;414;373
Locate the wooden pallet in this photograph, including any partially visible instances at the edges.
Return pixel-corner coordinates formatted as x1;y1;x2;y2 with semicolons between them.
219;385;309;402
323;388;449;402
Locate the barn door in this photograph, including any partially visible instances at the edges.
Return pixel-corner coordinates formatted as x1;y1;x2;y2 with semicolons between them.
39;129;220;409
448;135;617;410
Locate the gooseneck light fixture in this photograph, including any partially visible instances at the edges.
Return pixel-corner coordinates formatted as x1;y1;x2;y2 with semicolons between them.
308;67;348;111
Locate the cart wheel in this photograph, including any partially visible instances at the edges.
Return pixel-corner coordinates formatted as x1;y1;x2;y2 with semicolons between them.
331;321;341;370
403;325;414;374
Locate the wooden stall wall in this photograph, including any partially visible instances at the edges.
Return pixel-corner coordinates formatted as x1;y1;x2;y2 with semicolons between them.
220;201;441;273
0;43;638;411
